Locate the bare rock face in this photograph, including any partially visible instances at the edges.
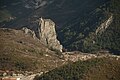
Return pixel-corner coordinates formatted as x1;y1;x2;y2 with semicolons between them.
38;18;63;52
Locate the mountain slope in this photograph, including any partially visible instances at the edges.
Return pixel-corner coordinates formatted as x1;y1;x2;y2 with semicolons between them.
94;0;120;54
0;0;120;54
57;0;120;54
36;57;120;80
0;28;64;72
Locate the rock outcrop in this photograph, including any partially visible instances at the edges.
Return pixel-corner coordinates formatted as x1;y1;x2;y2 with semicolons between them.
38;18;63;52
22;27;36;39
96;15;113;35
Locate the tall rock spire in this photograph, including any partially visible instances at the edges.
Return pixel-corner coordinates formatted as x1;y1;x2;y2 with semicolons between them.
38;17;63;52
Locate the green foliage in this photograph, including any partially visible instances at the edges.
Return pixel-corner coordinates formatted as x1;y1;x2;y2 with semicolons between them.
36;58;120;80
37;61;86;80
94;0;120;52
58;0;120;53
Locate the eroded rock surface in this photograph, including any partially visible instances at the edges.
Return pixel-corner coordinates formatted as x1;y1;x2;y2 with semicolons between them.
38;18;63;52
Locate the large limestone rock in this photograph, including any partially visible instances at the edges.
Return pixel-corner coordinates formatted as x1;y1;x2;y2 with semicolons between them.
38;18;63;52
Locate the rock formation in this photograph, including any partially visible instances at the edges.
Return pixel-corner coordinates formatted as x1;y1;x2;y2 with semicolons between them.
96;15;113;35
38;18;63;52
22;27;36;39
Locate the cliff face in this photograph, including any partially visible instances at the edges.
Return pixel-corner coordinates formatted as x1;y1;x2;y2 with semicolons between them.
38;18;63;52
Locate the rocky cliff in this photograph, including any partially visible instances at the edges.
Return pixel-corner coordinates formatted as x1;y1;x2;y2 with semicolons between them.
38;18;63;52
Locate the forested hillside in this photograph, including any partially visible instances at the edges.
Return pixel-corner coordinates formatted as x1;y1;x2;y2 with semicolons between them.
35;57;120;80
58;0;120;54
95;0;120;54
